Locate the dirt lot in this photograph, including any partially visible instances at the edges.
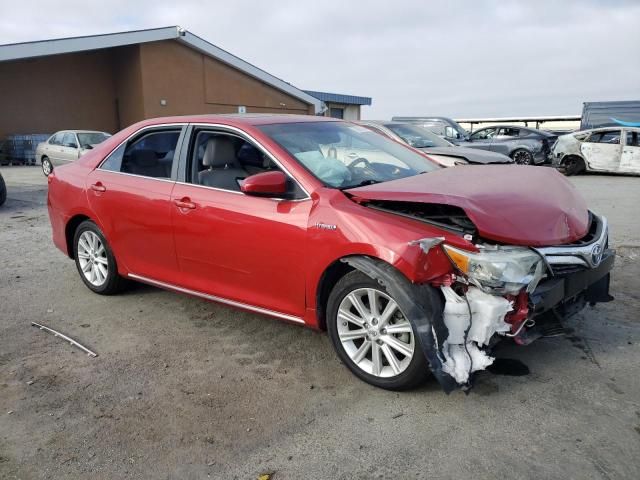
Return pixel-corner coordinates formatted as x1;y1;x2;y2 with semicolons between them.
1;166;639;480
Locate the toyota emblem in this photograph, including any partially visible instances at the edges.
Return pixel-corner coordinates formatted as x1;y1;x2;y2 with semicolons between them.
591;243;603;267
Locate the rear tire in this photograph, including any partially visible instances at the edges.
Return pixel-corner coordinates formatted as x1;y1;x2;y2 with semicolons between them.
511;149;533;165
327;270;429;390
41;157;53;176
562;156;586;176
73;220;126;295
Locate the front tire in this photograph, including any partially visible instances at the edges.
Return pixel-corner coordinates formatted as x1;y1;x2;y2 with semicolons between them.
327;271;429;390
511;149;533;165
562;156;586;176
73;220;125;295
41;157;53;176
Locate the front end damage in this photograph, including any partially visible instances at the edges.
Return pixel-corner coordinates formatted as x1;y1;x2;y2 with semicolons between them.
345;207;614;393
412;213;614;391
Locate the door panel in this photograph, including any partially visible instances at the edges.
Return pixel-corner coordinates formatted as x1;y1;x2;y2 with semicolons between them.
85;126;184;281
171;184;311;317
86;170;179;282
59;133;79;164
466;128;496;151
620;131;640;173
46;133;64;164
581;130;622;171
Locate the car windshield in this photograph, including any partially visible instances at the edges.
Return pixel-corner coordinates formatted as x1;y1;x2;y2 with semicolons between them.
384;123;452;148
77;132;110;147
259;121;439;189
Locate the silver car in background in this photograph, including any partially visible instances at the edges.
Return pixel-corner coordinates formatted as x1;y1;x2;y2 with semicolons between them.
36;130;111;176
359;120;513;167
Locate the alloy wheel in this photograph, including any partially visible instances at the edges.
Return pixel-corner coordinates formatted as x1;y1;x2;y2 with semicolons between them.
513;150;533;165
337;288;415;378
77;231;108;287
42;158;52;176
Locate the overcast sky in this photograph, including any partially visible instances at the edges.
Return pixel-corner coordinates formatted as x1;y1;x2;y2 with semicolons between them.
2;0;639;119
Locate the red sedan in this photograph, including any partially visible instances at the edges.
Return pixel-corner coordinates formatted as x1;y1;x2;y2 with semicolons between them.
47;115;614;392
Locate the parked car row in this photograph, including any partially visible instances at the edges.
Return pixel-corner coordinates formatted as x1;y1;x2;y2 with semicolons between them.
358;121;513;166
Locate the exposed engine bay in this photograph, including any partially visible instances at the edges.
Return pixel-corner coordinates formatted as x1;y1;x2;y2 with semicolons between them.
363;199;615;390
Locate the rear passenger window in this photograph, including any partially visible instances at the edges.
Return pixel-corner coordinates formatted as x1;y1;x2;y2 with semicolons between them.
586;130;621;145
498;128;520;137
101;129;181;178
50;133;64;145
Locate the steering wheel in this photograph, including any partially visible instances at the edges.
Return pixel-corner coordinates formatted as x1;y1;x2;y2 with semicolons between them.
348;157;371;169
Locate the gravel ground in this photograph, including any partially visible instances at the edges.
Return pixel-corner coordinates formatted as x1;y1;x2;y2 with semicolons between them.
1;166;639;480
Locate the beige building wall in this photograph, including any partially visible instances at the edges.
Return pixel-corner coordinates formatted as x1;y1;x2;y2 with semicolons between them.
0;50;119;138
0;40;315;138
138;41;313;120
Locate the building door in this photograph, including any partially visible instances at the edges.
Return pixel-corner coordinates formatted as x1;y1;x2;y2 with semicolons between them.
329;107;344;119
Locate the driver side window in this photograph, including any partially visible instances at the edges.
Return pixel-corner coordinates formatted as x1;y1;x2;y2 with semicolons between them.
187;129;304;197
471;128;496;140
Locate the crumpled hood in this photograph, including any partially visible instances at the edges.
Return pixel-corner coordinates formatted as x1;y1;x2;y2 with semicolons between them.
347;165;590;246
420;146;513;164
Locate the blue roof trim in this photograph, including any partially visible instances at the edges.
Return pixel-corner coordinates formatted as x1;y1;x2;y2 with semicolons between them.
303;90;372;106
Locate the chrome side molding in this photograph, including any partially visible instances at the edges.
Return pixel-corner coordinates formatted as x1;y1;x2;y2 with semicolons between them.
127;273;306;324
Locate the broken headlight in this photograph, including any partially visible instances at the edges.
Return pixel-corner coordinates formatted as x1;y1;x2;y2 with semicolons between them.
442;244;545;295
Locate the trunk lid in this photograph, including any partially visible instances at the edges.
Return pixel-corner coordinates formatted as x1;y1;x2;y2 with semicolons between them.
347;165;589;246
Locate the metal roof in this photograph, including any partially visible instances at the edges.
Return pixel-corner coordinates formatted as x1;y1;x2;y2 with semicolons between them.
454;115;580;123
303;90;372;106
0;26;322;113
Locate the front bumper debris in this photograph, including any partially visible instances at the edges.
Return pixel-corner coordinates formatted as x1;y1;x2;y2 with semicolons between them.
529;249;614;316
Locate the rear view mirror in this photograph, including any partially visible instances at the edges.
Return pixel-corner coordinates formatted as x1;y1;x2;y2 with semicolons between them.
241;171;287;197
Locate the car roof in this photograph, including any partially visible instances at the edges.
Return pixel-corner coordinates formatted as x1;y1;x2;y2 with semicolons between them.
132;113;341;129
475;125;556;136
54;130;110;134
581;126;640;133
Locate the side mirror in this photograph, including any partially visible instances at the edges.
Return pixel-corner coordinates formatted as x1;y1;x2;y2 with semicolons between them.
82;144;93;150
241;171;287;197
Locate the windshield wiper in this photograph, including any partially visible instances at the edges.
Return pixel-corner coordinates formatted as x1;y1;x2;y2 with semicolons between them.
341;179;382;189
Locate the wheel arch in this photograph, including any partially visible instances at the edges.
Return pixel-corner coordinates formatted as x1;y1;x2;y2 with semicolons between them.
315;254;413;331
561;154;587;174
320;254;456;392
561;153;587;165
509;146;533;156
65;214;91;258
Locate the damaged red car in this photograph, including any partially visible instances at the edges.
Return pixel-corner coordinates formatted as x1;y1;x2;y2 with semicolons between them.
47;115;614;392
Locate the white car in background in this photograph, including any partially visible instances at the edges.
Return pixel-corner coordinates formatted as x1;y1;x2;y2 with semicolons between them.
552;127;640;175
37;130;111;176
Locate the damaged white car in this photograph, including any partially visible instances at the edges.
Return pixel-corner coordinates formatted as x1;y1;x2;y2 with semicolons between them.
552;127;640;175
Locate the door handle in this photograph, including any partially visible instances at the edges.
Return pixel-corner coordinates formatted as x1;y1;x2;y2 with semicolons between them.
90;182;106;193
347;152;358;158
174;198;196;210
